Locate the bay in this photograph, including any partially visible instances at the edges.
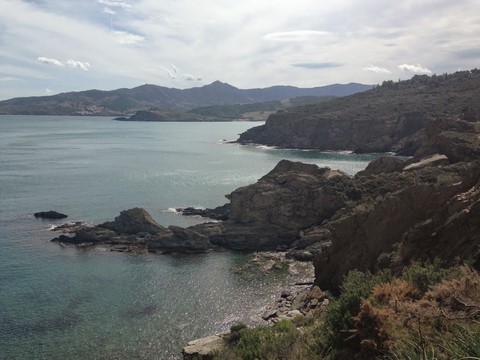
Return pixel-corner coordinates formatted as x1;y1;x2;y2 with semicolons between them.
0;116;377;359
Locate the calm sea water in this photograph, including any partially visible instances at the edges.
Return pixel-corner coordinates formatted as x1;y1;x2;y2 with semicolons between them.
0;116;377;359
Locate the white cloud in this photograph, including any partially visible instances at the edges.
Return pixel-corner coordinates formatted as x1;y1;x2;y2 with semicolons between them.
37;56;64;66
98;0;131;10
113;31;145;45
45;88;53;95
103;7;116;15
0;77;21;82
182;73;202;81
398;64;433;74
363;65;391;74
37;57;91;70
263;30;330;42
66;59;91;71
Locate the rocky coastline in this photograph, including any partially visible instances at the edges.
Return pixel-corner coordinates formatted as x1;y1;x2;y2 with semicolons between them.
50;114;480;275
46;72;480;359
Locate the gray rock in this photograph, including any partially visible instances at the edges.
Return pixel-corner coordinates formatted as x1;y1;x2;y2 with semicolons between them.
99;207;169;235
182;334;227;360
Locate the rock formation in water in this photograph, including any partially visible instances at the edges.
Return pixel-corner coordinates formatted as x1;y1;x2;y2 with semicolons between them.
34;211;68;219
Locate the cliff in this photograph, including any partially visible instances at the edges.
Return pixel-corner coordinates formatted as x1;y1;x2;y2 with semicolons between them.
238;70;480;155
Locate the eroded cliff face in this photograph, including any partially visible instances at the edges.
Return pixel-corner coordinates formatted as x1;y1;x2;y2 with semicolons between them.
238;109;428;154
313;161;480;289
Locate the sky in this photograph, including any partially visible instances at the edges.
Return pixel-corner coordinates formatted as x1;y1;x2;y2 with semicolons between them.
1;0;479;100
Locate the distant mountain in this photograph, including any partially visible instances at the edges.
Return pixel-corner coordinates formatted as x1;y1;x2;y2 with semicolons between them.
0;81;373;116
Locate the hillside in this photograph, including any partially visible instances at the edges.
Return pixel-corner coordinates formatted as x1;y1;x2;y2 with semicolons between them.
0;81;372;116
118;96;335;122
238;69;480;155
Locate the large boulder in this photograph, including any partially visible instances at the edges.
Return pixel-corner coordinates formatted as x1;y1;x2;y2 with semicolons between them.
99;207;169;235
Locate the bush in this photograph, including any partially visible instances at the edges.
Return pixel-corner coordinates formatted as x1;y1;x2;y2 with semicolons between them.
318;270;392;353
402;258;449;293
232;320;301;360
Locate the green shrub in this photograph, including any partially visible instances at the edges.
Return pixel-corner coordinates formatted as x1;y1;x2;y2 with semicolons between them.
232;320;300;360
318;269;393;353
402;258;449;293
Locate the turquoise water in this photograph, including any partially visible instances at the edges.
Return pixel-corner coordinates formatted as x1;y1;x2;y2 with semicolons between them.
0;116;377;359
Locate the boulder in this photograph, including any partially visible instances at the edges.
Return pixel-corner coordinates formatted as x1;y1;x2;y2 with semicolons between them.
357;156;406;176
34;211;67;219
182;334;227;360
178;204;230;221
99;207;169;235
403;154;449;171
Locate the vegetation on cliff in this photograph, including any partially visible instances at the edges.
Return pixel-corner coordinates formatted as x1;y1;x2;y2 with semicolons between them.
215;262;480;359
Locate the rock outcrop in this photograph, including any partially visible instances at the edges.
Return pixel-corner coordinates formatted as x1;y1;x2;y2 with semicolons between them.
314;161;480;289
98;207;170;235
34;211;68;219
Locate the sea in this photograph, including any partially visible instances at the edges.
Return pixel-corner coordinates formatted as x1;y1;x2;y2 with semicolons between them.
0;116;378;359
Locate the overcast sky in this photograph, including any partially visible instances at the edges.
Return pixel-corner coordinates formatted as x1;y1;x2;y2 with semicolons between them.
1;0;479;100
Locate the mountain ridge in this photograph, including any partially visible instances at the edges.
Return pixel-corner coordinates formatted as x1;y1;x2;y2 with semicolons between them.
0;81;373;116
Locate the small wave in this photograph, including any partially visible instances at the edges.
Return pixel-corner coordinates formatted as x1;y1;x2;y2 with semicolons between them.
324;149;354;154
165;208;180;214
255;145;278;150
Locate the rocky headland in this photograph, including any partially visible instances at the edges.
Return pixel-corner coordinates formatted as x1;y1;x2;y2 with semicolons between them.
237;70;480;155
47;71;480;359
52;112;480;287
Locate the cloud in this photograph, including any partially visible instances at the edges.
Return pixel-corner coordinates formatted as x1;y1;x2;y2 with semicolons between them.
263;30;330;42
0;77;21;82
103;7;116;15
398;64;433;74
97;0;131;10
45;88;53;95
363;65;391;74
292;62;342;69
66;59;91;71
182;73;202;81
37;56;64;66
161;65;201;81
113;31;144;45
38;57;90;70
